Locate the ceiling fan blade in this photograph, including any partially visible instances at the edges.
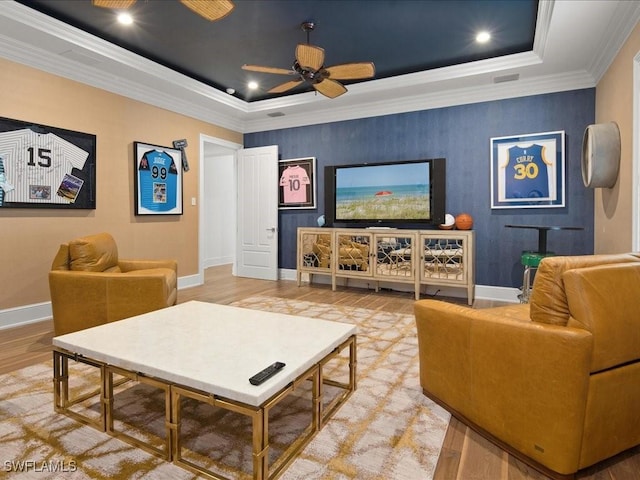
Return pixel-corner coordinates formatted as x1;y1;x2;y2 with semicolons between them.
242;64;295;76
296;44;325;71
92;0;136;8
179;0;234;22
268;79;304;94
325;62;375;80
313;79;347;99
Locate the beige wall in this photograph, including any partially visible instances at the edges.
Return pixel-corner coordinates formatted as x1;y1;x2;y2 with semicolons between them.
594;22;640;253
0;58;242;310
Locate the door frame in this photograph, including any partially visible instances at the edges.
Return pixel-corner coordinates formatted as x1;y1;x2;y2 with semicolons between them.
197;134;243;285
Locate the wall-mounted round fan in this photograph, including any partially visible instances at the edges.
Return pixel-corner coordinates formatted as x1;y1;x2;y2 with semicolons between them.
242;22;375;99
92;0;234;22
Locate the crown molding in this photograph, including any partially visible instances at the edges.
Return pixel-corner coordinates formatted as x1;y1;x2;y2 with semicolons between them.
588;0;640;82
243;70;596;133
532;0;555;59
244;50;544;116
0;0;630;135
0;0;557;134
0;29;245;132
1;2;246;108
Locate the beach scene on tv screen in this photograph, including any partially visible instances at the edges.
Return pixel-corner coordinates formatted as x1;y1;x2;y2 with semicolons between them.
336;162;431;221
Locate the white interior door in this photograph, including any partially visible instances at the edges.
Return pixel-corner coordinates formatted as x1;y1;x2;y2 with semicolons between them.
236;145;279;280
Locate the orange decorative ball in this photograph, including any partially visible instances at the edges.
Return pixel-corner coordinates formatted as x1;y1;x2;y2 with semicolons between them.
455;213;473;230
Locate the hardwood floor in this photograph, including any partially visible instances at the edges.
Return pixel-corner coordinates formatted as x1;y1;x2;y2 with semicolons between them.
2;265;639;480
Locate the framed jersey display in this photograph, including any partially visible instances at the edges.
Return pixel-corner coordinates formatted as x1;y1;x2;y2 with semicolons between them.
0;116;96;209
490;131;565;209
278;157;316;210
134;141;183;215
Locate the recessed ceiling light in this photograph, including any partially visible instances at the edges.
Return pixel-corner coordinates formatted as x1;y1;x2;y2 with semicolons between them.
476;31;491;43
248;81;259;90
226;88;235;94
117;12;134;25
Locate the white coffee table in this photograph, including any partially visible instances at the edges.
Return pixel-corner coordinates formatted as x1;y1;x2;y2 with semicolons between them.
52;301;357;480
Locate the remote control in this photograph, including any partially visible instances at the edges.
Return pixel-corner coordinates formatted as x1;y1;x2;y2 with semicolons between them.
249;361;285;385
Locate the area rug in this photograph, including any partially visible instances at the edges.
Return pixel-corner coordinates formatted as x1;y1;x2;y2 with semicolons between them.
0;296;449;479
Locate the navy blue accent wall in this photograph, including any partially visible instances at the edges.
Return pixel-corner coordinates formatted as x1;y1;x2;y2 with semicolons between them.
245;89;595;287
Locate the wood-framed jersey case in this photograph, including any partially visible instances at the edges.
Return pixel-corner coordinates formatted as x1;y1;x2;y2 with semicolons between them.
134;141;183;215
0;117;96;209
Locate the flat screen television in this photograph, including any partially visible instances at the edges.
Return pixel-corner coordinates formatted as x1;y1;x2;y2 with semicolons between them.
324;158;446;227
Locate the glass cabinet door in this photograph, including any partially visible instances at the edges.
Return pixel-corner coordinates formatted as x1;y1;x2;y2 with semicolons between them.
298;229;333;273
373;234;415;280
420;235;467;284
334;231;373;276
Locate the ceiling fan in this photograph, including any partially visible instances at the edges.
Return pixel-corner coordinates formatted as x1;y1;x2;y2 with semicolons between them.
92;0;234;22
242;22;375;99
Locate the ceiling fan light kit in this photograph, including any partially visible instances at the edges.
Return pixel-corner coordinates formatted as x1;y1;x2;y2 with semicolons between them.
242;21;375;99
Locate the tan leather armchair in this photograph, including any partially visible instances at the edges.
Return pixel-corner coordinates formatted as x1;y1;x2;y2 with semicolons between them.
49;232;178;336
415;253;640;479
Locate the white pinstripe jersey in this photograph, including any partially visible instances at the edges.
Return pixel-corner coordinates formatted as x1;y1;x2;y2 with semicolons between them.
0;129;89;204
0;156;6;207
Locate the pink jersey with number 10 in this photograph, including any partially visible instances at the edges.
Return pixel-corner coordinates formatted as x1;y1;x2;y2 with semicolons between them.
279;165;310;204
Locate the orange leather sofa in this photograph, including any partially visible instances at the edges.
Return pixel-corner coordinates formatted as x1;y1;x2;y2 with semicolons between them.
415;253;640;479
49;232;178;335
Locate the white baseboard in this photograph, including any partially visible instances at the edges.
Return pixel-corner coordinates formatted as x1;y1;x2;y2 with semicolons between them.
1;274;204;331
0;302;52;330
178;273;203;290
203;256;234;269
1;270;519;330
279;268;298;282
475;284;521;303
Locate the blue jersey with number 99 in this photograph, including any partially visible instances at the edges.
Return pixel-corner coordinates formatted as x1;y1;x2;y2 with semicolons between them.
138;149;178;212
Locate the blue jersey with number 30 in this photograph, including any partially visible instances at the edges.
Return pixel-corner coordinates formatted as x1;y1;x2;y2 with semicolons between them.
505;144;549;199
138;149;178;212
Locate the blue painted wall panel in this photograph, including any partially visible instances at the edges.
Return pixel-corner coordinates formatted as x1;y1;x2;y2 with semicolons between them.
245;89;595;287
